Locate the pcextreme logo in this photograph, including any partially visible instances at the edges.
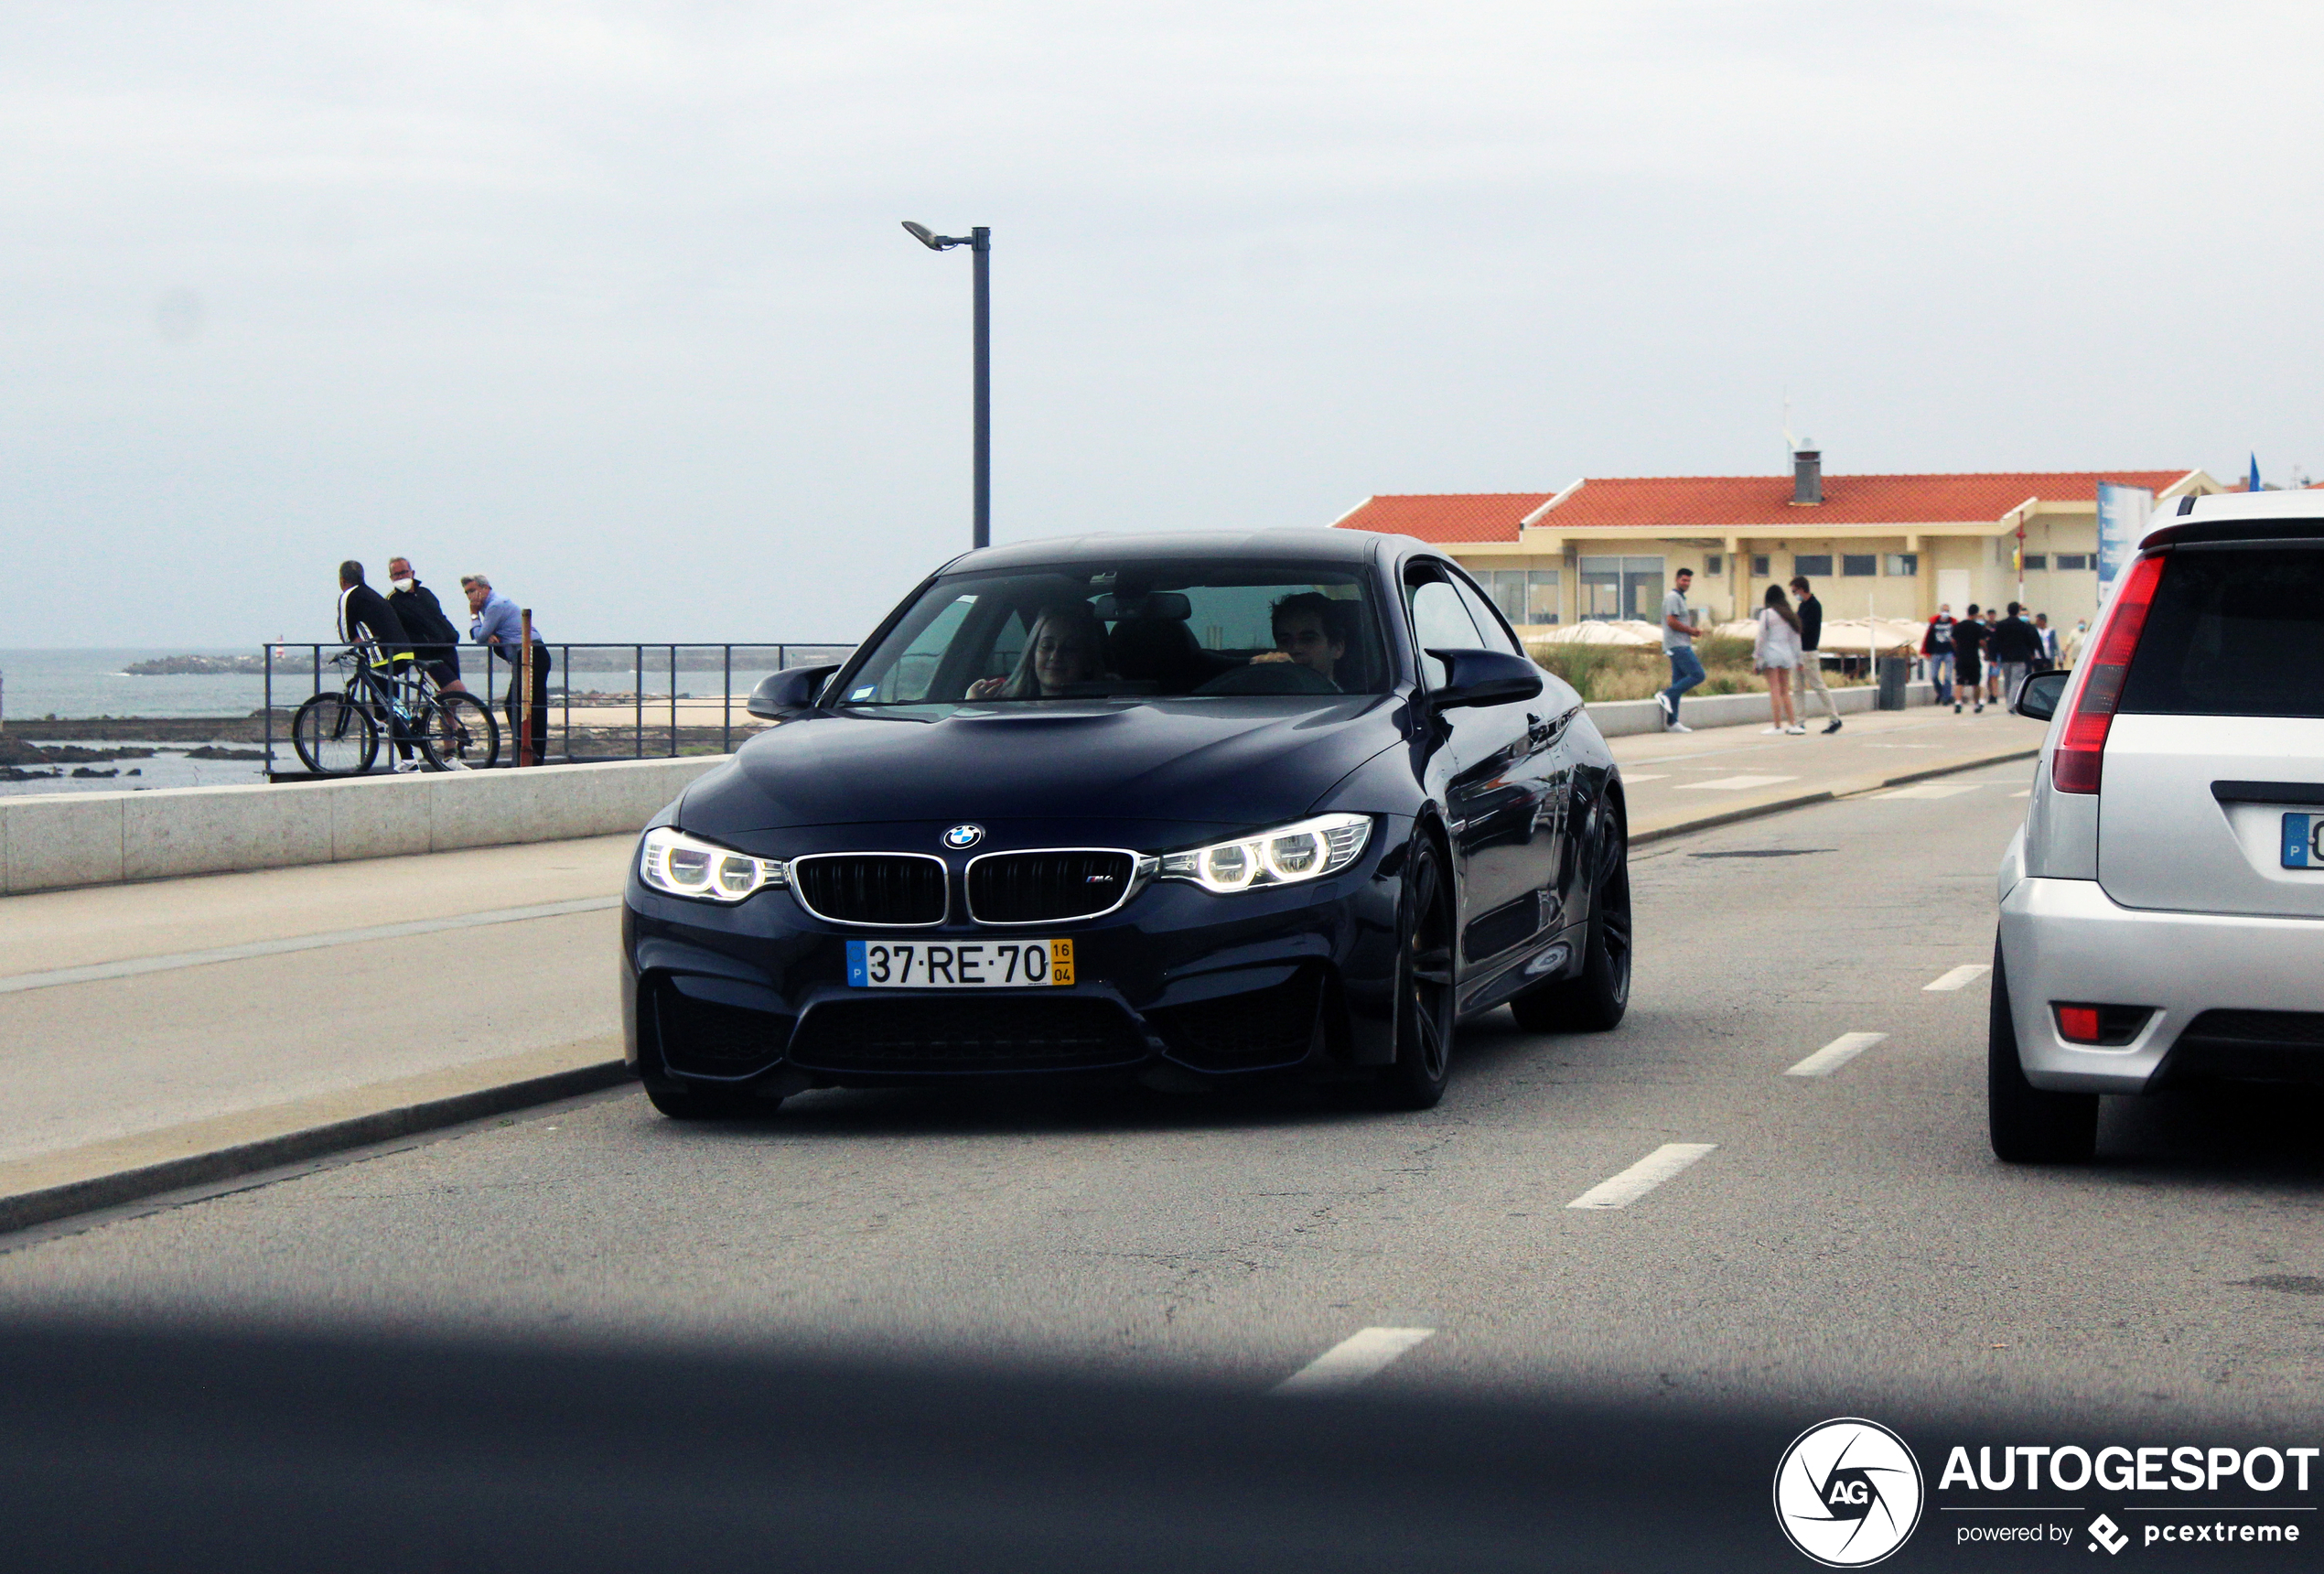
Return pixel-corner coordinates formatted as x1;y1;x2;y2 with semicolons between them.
1774;1418;1926;1568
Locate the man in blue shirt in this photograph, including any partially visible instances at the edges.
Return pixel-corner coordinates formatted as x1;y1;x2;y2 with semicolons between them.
462;574;553;764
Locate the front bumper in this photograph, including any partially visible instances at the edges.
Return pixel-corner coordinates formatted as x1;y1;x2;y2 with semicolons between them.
1999;876;2324;1094
620;825;1409;1087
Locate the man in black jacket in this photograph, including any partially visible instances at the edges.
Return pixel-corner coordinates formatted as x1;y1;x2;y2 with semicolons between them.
338;560;418;765
1952;603;1985;714
386;556;468;693
1989;601;2044;709
1787;576;1843;734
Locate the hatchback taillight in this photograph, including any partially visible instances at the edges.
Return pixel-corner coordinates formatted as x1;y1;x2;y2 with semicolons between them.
2052;552;2166;794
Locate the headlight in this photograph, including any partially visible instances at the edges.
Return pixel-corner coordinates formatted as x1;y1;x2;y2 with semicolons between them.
1157;813;1372;893
638;825;787;903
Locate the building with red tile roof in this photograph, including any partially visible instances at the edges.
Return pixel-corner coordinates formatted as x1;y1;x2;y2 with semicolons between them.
1331;457;2220;629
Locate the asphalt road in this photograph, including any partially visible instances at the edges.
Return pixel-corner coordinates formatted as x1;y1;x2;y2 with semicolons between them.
5;758;2322;1432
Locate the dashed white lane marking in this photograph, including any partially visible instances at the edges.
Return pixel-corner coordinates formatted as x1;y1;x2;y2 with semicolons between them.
1923;964;1992;992
1271;1327;1436;1394
1785;1031;1888;1077
0;896;624;996
2010;789;2030;798
1565;1143;1718;1209
1622;773;1671;783
1873;782;1983;799
1675;774;1797;792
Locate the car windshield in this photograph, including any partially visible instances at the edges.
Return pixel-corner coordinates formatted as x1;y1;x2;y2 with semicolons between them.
836;559;1391;706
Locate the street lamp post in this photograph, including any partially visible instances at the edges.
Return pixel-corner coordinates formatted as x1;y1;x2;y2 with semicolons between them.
902;221;991;551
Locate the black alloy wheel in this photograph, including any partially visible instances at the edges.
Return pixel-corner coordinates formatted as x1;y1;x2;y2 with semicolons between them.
1510;812;1631;1033
645;1082;779;1120
1986;940;2098;1163
1372;836;1457;1110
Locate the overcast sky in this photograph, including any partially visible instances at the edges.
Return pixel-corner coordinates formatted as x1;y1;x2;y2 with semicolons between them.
4;1;2319;647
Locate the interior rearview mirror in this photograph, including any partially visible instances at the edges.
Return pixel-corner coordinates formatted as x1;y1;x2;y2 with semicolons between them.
2013;668;2070;723
748;664;841;720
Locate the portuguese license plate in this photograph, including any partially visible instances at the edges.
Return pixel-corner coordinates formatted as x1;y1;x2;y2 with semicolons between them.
845;938;1074;988
2283;814;2323;869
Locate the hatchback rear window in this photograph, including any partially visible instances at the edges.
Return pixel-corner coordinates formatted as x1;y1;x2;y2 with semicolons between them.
2119;548;2324;717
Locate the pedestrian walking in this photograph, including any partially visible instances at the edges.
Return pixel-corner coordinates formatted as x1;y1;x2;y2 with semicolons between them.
2031;612;2058;673
1786;576;1843;734
1753;584;1803;734
1990;602;2042;709
1952;603;1986;713
1981;607;2004;706
463;573;553;764
2060;618;2088;669
1921;603;1957;706
1656;566;1705;733
386;556;467;694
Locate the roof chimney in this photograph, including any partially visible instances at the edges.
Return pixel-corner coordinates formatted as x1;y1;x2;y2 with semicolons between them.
1791;444;1823;506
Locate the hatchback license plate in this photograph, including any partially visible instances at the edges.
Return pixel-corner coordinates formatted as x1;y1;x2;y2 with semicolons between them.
846;938;1074;988
2284;814;2323;869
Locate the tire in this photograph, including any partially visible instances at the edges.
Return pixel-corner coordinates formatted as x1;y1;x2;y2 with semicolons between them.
1987;940;2097;1162
417;691;501;771
290;693;379;775
1509;813;1631;1033
644;1083;776;1120
1371;835;1458;1110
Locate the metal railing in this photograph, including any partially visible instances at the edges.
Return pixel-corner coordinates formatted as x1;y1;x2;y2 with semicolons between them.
263;643;853;777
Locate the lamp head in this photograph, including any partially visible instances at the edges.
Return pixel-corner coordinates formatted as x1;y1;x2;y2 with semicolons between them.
901;221;945;250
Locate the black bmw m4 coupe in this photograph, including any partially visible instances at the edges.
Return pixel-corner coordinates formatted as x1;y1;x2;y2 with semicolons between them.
622;528;1631;1117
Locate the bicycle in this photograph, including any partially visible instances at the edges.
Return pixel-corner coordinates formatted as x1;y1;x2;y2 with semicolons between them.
289;646;502;774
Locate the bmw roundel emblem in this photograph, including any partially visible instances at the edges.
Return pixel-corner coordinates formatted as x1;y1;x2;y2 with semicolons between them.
943;824;984;850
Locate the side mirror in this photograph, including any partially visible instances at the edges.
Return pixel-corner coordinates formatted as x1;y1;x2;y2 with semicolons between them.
1426;648;1544;710
2014;669;2070;722
747;663;841;720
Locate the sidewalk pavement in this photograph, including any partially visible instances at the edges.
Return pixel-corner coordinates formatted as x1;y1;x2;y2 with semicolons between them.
0;702;2045;1234
1612;702;2046;844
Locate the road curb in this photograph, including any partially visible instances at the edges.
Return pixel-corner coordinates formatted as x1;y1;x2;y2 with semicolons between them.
1630;746;2039;848
0;1060;632;1238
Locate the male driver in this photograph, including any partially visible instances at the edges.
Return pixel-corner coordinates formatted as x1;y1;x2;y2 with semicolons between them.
1657;567;1705;733
1267;591;1346;685
1787;576;1843;734
386;556;467;693
463;574;553;764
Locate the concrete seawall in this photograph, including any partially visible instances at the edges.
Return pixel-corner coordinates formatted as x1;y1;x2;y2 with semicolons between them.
0;756;725;896
0;682;1944;896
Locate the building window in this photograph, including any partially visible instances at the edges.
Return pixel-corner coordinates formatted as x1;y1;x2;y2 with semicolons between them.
1794;554;1834;577
1996;537;2019;564
1578;555;1663;620
1841;555;1877;577
2055;553;2090;570
1750;554;1770;577
1883;553;1919;577
1705;553;1724;576
1486;568;1560;626
2021;554;2048;571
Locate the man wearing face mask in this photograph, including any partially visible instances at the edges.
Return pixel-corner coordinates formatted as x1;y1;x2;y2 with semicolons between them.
385;556;467;694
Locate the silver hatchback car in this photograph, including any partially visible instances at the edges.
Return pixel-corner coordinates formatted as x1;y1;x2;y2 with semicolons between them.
1993;493;2324;1161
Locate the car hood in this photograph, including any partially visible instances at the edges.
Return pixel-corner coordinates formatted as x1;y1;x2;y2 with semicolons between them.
679;696;1404;838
